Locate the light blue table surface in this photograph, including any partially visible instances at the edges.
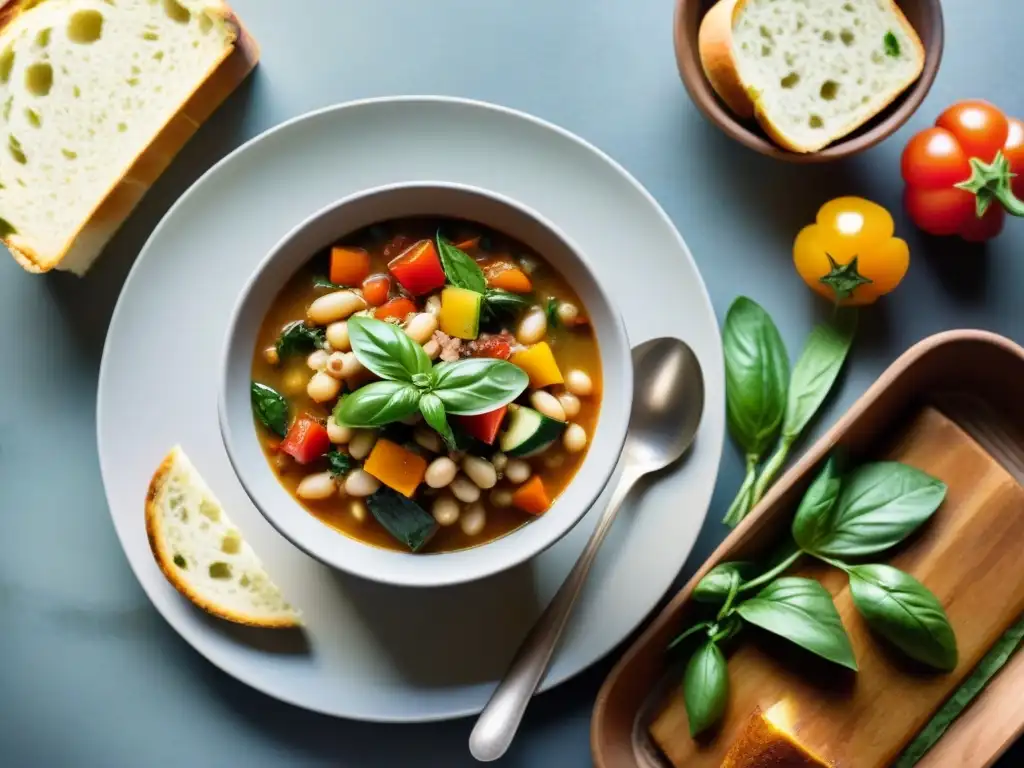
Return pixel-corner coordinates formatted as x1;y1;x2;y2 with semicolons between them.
2;1;1022;766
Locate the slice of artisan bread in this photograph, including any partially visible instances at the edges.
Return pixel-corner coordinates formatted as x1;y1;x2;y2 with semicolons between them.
0;0;258;274
721;701;831;768
146;446;301;629
699;0;924;153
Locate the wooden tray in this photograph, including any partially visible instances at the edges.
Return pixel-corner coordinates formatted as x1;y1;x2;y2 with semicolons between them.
592;330;1024;768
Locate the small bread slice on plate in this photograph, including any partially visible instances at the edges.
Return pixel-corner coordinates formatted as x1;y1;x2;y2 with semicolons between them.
146;446;300;629
699;0;924;153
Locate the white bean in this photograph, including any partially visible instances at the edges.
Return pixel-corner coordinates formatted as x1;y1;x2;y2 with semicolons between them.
350;499;367;523
414;425;443;454
307;350;329;371
563;423;588;453
425;295;442;316
307;291;366;325
460;502;486;536
530;390;566;422
326;321;350;351
557;391;581;419
462;455;497;489
341;352;364;379
565;369;593;397
263;346;280;365
405;313;439;345
344;469;381;497
307;371;342;403
423;339;441;360
432;495;461;526
504;459;532;484
491;452;508;472
324;352;347;380
425;457;458;488
347;429;378;460
516;308;548;345
490;488;513;508
327;421;353;444
556;301;579;325
296;471;336;500
450;474;481;503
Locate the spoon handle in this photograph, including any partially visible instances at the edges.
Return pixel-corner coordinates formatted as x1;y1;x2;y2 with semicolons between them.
468;466;642;762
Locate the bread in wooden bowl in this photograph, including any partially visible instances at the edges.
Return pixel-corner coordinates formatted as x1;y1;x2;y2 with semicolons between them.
721;700;831;768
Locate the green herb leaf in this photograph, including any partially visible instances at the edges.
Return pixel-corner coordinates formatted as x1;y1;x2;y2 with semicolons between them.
737;577;857;670
783;312;855;439
275;321;327;358
791;456;843;553
419;392;455;449
251;382;290;437
436;232;486;293
667;621;713;651
332;380;422;427
803;462;947;558
683;640;729;736
313;276;346;290
484;288;534;320
347;316;432;383
694;562;759;604
723;297;789;456
433;358;529;415
325;450;352;477
848;564;957;671
884;30;900;58
544;297;560;329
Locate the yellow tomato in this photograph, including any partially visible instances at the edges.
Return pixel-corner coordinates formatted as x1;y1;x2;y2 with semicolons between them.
793;197;910;306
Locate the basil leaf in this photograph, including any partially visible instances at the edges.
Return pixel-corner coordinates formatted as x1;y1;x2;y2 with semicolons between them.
313;276;346;290
275;321;327;358
484;289;533;320
436;233;486;293
347;316;432;382
848;564;957;671
433;358;529;415
723;297;789;456
683;640;729;736
783;311;855;439
791;456;842;553
251;382;290;437
737;577;857;670
326;450;353;477
694;562;759;604
419;393;455;449
333;380;421;427
805;462;947;558
544;296;560;329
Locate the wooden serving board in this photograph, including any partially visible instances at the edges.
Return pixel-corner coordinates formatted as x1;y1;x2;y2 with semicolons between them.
649;407;1024;767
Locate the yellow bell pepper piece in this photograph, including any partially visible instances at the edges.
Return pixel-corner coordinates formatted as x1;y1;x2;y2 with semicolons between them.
439;286;482;340
510;342;563;388
363;439;427;498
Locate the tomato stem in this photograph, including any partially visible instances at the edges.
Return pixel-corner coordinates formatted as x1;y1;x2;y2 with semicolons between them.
819;254;872;302
955;151;1024;218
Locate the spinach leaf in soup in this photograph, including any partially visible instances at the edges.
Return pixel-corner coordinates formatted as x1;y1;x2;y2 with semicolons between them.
251;382;290;438
275;321;327;359
544;297;560;329
484;289;533;320
325;450;353;477
436;233;487;294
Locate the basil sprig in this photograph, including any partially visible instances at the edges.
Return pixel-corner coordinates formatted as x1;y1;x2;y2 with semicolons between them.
435;233;536;319
251;382;290;437
334;317;528;439
275;320;327;359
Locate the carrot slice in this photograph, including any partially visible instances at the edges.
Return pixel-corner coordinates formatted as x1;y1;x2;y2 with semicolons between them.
363;439;428;497
330;247;371;286
375;297;418;321
487;265;532;293
511;476;551;515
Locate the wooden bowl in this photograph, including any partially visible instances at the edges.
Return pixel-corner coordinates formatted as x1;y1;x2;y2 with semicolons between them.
674;0;944;162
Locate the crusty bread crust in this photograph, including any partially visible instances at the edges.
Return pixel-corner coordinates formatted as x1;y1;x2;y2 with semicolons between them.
1;0;260;273
145;448;300;629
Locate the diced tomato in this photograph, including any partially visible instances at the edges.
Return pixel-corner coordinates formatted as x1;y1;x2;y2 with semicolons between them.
471;336;512;360
330;247;371;286
454;405;508;445
361;274;391;306
486;263;532;293
375;297;418;321
279;416;331;464
388;240;447;296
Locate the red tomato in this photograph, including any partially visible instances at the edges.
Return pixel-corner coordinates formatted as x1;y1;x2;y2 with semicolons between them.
1003;118;1024;200
470;336;512;360
902;186;975;236
361;274;391;306
388;240;447;296
454;406;507;445
960;206;1005;242
935;100;1008;163
280;416;330;464
374;297;418;321
900;128;971;189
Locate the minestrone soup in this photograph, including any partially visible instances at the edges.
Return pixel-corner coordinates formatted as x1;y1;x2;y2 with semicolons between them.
250;219;602;553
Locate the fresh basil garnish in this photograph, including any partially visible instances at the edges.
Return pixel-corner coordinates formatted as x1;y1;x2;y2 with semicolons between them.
348;315;431;382
791;456;843;553
432;358;529;415
693;562;759;604
436;233;487;293
802;462;946;558
419;392;455;449
783;312;855;442
313;276;346;290
325;450;353;477
737;577;857;670
848;564;957;671
251;382;290;437
544;296;560;328
275;321;327;359
683;640;729;737
333;380;422;427
484;288;534;320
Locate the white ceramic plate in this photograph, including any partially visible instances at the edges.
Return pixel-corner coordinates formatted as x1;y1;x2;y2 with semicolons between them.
97;97;724;722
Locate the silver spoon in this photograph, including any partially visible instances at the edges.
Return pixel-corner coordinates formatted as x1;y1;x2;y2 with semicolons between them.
469;337;705;762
